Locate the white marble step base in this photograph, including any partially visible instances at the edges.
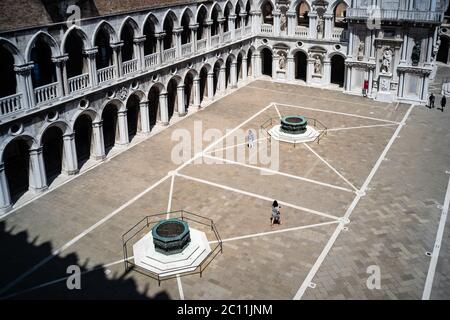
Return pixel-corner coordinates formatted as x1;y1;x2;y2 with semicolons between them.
133;228;211;277
268;125;319;144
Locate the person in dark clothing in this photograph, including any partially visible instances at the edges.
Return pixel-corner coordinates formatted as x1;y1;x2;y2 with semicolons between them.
429;93;435;108
441;95;446;112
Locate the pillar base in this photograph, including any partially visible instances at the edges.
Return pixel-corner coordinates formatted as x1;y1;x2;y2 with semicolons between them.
178;112;187;117
66;169;80;176
0;204;13;216
230;85;237;89
30;186;49;194
161;122;170;126
93;155;106;161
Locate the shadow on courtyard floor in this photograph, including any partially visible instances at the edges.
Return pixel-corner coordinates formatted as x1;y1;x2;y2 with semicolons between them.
0;221;171;300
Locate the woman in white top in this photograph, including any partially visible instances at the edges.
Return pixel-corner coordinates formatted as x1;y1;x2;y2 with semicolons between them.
271;200;282;226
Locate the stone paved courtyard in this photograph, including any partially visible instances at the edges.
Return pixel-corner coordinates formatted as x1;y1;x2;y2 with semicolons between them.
0;79;449;300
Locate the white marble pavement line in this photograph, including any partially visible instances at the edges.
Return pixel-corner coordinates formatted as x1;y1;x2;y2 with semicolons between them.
209;220;340;244
0;103;276;297
302;143;359;192
246;85;394;110
293;104;414;300
276;102;401;124
175;172;341;221
274;103;282;119
422;174;450;300
202;154;354;193
203;138;267;156
323;123;398;132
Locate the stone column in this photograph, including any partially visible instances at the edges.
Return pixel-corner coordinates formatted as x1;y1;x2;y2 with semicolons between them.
190;24;198;52
0;163;12;212
287;56;295;81
368;68;374;97
219;66;226;93
251;11;261;34
177;84;186;116
287;11;296;37
29;147;48;193
254;52;261;77
111;41;124;78
207;72;214;100
426;34;434;64
400;32;408;64
307;57;315;84
324;14;333;40
323;59;331;85
242;57;248;81
174;28;183;58
117;110;129;145
139;100;151;134
52;55;69;98
273;11;281;37
205;20;212;49
134;36;146;71
230;62;238;88
62;133;79;175
156;32;165;65
84;48;98;87
193;77;201;109
397;72;404;98
14;63;35;110
218;18;225;42
229;15;236;40
309;12;318;39
159;92;169;125
240;13;247;37
92;121;106;160
347;26;354;58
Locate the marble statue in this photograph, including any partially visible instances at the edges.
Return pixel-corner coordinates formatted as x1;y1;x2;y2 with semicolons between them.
280;14;287;31
357;41;365;61
380;47;393;74
278;52;287;70
411;42;421;66
314;56;322;74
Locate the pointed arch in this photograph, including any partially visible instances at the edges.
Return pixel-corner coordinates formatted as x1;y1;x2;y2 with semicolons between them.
143;12;161;33
0;38;25;65
25;31;60;62
195;4;209;21
209;2;224;20
162;9;180;29
61;26;90;54
91;20;118;47
119;16;141;38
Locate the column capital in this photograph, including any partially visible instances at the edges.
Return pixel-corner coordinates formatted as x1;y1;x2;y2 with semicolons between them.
63;132;76;140
51;54;69;64
177;84;185;89
205;20;213;26
286;11;296;18
239;13;247;18
118;109;127;116
229;15;237;20
110;41;124;50
92;120;103;128
189;23;199;30
14;62;34;75
159;91;168;97
134;36;147;44
83;47;98;57
29;146;44;155
173;27;184;34
155;32;166;39
323;13;334;19
218;18;226;23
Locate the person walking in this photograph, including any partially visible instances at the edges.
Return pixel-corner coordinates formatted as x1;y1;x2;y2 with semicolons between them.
247;129;255;149
363;79;369;97
271;200;282;226
440;95;446;112
429;93;435;109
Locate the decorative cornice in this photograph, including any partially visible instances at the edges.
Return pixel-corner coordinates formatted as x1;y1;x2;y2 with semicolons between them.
397;65;432;75
345;60;377;69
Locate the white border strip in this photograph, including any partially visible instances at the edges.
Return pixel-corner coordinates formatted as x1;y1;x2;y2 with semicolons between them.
203;154;354;193
176;172;340;221
422;175;450;300
0;102;276;297
302;143;359;192
293;104;414;300
210;221;340;244
276;102;401;124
